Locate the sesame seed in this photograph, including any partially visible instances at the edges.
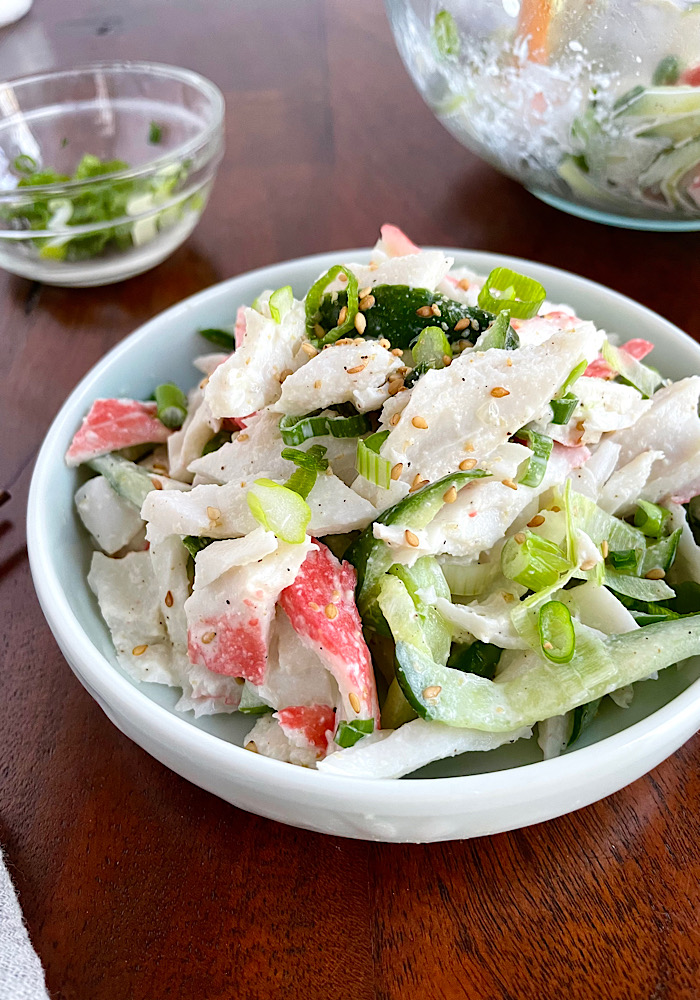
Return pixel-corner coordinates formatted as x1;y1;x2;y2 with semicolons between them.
199;377;210;389
431;304;441;317
471;319;479;331
237;432;249;442
580;559;597;571
245;740;258;753
391;347;403;356
645;568;665;580
528;514;545;528
422;685;442;699
454;317;470;332
202;631;216;644
391;462;403;480
458;278;470;290
412;415;428;429
346;363;367;375
302;342;318;357
354;337;366;345
443;354;452;366
359;294;375;311
543;641;554;651
314;379;322;389
379;338;391;349
404;529;420;547
550;505;561;512
503;479;518;491
459;458;477;471
514;532;526;544
502;591;515;603
313;323;325;338
132;644;148;656
443;485;457;503
463;442;475;452
576;420;585;432
151;478;163;490
349;692;361;713
279;369;293;383
359;286;372;298
165;590;174;608
416;305;433;318
390;412;401;426
388;380;404;396
325;603;338;619
354;312;367;334
309;601;320;611
207;506;221;521
338;305;348;325
506;358;513;367
410;473;427;492
491;386;510;398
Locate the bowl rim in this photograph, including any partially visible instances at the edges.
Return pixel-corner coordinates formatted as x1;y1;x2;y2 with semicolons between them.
0;60;225;199
27;246;700;806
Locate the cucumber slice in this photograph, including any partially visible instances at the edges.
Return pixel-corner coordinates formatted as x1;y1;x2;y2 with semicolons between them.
618;86;700;118
557;156;623;208
315;285;493;349
238;682;272;715
637;111;700;145
87;453;156;509
346;469;489;618
638;136;700;207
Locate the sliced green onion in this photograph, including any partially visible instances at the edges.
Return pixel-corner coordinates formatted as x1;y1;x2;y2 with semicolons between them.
182;535;216;558
356;430;391;490
247;478;311;544
334;719;374;748
154;382;188;429
502;531;572;592
447;640;501;679
642;528;681;576
538;601;576;664
560;359;587;396
284;467;317;499
238;683;272;715
432;9;460;58
281;444;329;472
550;393;578;425
199;327;235;350
412;325;452;367
634;499;671;538
652;55;680;86
477;310;520;350
269;285;294;323
477;267;546;319
201;429;233;456
607;548;643;575
13;154;37;175
567;698;601;747
516;429;553;488
148;121;163;144
601;340;662;399
305;266;359;345
279;409;370;446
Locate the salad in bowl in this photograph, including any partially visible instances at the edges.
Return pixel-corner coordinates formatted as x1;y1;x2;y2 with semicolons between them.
65;225;700;780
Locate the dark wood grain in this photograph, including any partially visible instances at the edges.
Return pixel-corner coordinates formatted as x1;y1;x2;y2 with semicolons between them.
1;1;699;998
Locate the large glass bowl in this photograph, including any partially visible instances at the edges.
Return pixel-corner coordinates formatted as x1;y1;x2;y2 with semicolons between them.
385;0;700;230
0;62;224;286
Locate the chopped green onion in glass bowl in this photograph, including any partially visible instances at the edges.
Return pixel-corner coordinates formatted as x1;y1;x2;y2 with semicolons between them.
385;0;700;230
0;62;224;285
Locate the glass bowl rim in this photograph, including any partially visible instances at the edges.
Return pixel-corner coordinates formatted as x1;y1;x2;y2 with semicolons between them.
0;60;225;199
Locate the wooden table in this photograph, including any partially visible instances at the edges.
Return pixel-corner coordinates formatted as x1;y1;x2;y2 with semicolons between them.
1;2;699;997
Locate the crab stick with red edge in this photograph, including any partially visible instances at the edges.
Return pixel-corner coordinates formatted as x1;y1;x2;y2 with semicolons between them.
279;542;380;726
275;704;336;754
65;398;172;467
584;339;655;379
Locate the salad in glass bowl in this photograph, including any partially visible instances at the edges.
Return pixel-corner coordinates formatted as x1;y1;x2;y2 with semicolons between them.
386;0;700;229
64;225;700;779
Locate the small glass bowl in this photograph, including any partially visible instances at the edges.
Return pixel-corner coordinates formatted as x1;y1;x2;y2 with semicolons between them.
0;62;224;286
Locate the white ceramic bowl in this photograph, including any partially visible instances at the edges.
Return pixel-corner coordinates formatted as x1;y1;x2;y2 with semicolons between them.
27;249;700;843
